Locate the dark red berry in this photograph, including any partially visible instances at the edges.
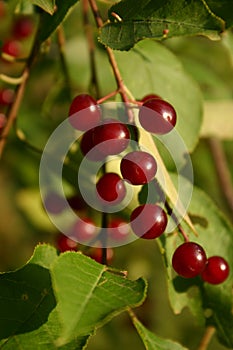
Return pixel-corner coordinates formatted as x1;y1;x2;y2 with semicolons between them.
80;127;106;161
44;192;66;214
68;94;101;131
172;242;207;278
92;119;130;156
2;39;21;58
141;94;162;103
0;113;7;132
108;218;130;241
0;89;15;106
56;234;78;252
96;172;126;205
71;217;97;243
201;256;230;285
13;16;34;39
120;150;157;185
130;204;167;239
139;99;177;134
67;194;87;211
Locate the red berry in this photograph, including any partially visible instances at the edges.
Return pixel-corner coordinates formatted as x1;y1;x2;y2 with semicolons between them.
96;172;126;205
130;204;167;239
67;194;87;211
0;89;15;106
56;234;78;252
201;256;230;285
89;247;113;264
172;242;207;278
141;94;162;103
108;218;130;241
92;119;130;156
44;192;66;214
80;128;106;161
139;99;177;134
120;151;157;185
70;217;97;243
68;94;101;131
2;39;21;58
13;16;34;39
0;113;7;132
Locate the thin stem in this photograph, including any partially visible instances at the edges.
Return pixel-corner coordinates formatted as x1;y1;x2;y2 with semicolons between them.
197;326;216;350
82;0;101;98
208;137;233;215
165;197;189;242
56;25;72;99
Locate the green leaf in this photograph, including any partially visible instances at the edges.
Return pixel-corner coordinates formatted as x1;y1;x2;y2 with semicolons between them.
37;0;80;44
115;40;203;152
206;0;233;28
0;254;56;340
31;0;55;15
131;313;188;350
99;0;224;51
51;252;147;346
162;184;233;347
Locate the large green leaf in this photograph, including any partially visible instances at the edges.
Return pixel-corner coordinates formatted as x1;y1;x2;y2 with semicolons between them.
99;0;225;50
131;314;188;350
37;0;80;44
161;183;233;348
0;246;57;341
52;252;147;346
114;40;203;152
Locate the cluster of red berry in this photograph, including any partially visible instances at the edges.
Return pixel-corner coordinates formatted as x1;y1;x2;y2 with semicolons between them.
49;92;229;285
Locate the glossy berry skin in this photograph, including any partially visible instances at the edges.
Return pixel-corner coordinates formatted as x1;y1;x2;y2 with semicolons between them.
68;94;101;131
0;89;15;106
13;16;34;39
141;94;162;103
56;234;78;252
2;39;21;58
172;242;207;278
139;99;177;134
92;119;130;156
120;151;157;185
130;204;167;239
201;256;230;285
80;128;106;161
71;218;97;243
96;172;126;205
108;218;130;241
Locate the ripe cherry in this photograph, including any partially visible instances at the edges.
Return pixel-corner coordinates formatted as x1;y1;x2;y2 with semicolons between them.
0;89;15;106
80;127;106;161
139;99;177;134
130;204;167;239
120;150;157;185
89;247;113;264
141;94;162;103
68;94;101;131
172;242;207;278
67;193;87;211
43;192;66;214
108;218;130;241
70;217;97;243
13;16;34;39
92;119;130;156
201;256;230;285
56;233;78;252
96;172;126;205
2;39;21;58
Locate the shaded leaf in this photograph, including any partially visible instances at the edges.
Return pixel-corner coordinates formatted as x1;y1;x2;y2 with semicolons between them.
131;313;188;350
100;0;224;50
51;252;147;346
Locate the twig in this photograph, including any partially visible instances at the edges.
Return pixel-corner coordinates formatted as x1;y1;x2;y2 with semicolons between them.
208;137;233;215
82;0;101;98
197;326;216;350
